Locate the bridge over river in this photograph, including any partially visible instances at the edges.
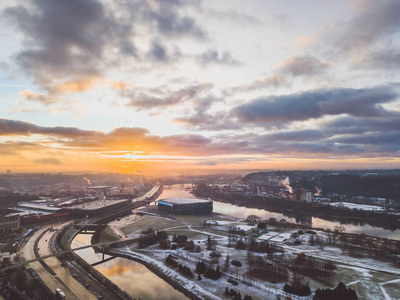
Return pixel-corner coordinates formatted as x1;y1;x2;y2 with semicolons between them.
1;234;143;273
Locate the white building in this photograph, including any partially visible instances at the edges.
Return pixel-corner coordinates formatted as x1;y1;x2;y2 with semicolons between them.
0;213;20;233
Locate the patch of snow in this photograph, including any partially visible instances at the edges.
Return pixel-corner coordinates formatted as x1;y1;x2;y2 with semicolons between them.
235;225;255;231
258;231;280;240
338;265;373;278
328;202;384;211
216;221;231;226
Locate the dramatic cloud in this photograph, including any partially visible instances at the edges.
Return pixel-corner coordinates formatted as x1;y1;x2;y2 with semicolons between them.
138;0;206;39
232;86;398;123
3;0;206;103
121;83;213;109
230;55;330;93
1;1;400;172
18;90;59;106
268;129;325;142
3;0;131;81
146;39;183;63
175;110;236;131
0;118;97;137
323;116;400;136
197;49;240;66
2;117;400;171
230;74;286;92
278;56;332;77
174;96;237;131
307;0;400;57
18;77;99;105
353;50;400;70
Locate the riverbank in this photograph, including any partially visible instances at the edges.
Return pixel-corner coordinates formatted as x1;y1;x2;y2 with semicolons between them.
193;188;400;231
101;248;211;300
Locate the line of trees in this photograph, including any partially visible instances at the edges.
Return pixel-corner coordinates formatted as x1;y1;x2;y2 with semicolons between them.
138;229;169;248
314;282;358;300
247;252;289;282
195;261;222;280
229;235;284;256
283;283;311;296
165;255;193;277
224;287;253;300
325;232;400;266
287;252;336;283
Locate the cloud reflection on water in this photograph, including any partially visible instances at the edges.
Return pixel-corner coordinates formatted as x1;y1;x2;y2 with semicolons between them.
96;258;188;300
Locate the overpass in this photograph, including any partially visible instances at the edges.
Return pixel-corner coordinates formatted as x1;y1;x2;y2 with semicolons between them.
1;236;144;273
72;223;107;233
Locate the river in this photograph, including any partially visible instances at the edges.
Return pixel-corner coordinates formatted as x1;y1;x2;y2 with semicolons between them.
71;234;189;300
161;184;400;240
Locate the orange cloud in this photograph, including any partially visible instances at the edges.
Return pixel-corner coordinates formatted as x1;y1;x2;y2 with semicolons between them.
18;77;101;106
18;90;59;105
109;80;129;91
50;77;100;94
2;118;400;175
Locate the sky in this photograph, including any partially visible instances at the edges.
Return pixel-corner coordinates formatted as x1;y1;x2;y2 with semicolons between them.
1;0;400;174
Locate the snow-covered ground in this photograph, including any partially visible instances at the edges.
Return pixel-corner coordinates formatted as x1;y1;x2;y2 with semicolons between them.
107;212;400;300
328;202;385;211
235;225;256;231
110;245;311;300
215;221;232;226
259;231;293;242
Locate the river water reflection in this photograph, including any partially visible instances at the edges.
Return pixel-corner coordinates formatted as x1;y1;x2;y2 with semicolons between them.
72;234;189;300
161;184;400;240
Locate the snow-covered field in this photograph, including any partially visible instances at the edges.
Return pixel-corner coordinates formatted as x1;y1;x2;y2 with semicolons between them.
105;212;400;300
328;202;385;211
258;231;293;242
235;225;256;231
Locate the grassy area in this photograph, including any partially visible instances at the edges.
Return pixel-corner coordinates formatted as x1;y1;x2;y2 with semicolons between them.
172;213;237;226
99;226;119;243
120;216;179;236
164;228;209;240
383;283;400;299
191;226;231;237
61;227;79;249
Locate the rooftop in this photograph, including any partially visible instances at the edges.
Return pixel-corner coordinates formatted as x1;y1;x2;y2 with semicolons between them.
160;198;211;205
18;202;61;211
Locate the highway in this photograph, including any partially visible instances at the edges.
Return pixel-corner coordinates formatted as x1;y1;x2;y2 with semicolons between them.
16;222;138;300
20;222;97;300
6;232;143;269
51;235;127;300
12;185;163;299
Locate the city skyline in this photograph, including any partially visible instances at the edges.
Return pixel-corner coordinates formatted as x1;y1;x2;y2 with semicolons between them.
1;0;400;174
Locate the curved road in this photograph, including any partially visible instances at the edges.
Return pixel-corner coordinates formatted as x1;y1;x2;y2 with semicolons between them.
16;186;163;300
21;223;96;300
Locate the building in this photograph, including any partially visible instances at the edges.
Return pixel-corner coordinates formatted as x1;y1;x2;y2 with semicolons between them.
0;212;20;233
296;189;312;202
158;198;213;215
279;189;312;202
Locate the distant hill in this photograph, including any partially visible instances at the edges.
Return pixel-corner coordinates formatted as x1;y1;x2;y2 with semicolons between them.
321;173;400;198
242;171;400;199
242;172;271;182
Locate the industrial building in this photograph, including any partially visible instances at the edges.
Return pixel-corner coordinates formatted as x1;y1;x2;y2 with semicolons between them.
158;198;213;215
0;211;20;233
279;189;312;202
